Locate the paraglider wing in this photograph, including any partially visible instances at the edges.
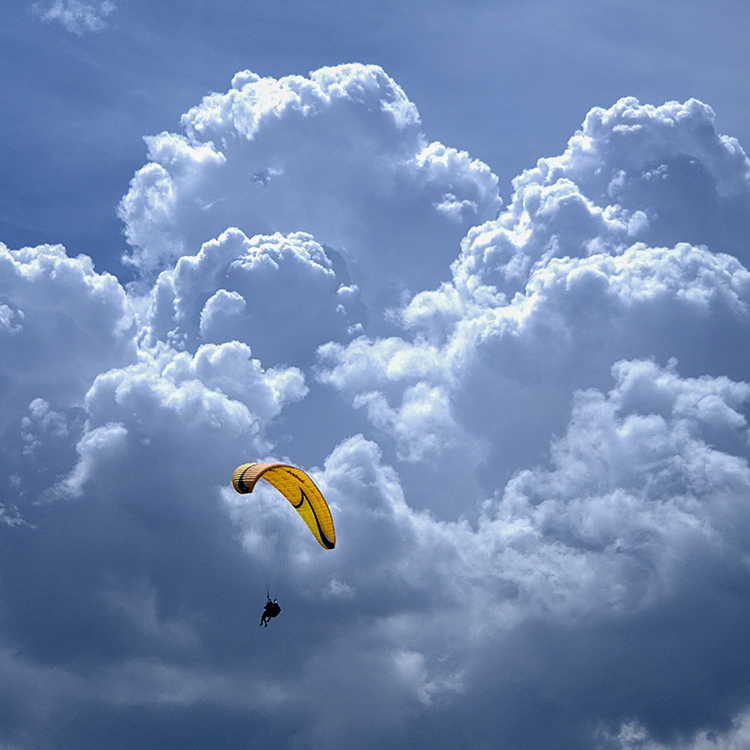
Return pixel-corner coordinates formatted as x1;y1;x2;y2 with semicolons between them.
232;463;336;549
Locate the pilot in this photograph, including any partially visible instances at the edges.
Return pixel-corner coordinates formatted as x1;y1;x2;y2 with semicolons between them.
260;598;281;627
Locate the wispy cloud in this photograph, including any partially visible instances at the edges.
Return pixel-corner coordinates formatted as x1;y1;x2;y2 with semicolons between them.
33;0;116;35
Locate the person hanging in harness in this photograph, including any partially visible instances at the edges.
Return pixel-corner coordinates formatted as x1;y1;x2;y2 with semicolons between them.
260;597;281;627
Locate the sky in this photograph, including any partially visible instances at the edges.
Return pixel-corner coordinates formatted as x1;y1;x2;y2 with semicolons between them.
2;1;750;749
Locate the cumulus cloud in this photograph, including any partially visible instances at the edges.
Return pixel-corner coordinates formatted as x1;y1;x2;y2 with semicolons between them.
118;64;501;317
3;67;750;750
33;0;116;35
320;97;750;498
221;359;750;749
145;228;366;368
0;242;135;430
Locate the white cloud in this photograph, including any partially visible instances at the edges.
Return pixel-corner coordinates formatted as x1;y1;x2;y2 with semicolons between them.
33;0;116;35
0;242;135;431
77;340;306;461
319;97;750;501
118;64;501;317
600;714;750;750
145;228;366;367
509;97;750;265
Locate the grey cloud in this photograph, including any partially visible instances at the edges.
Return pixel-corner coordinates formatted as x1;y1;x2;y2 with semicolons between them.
0;243;136;431
278;361;750;749
3;73;750;750
320;98;750;498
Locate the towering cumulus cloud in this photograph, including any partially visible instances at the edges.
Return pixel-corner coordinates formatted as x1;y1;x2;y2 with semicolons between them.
2;66;750;750
119;64;501;315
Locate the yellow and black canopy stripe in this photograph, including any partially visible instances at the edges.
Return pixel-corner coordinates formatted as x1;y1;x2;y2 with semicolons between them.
232;463;336;549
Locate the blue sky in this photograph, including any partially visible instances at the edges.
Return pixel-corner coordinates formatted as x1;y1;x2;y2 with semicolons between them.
3;2;750;749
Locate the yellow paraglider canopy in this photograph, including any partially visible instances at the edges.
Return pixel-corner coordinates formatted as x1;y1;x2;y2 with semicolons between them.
232;463;335;549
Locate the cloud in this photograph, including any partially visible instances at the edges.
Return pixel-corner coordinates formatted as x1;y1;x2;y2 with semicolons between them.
470;359;750;748
598;714;750;750
33;0;116;35
0;243;136;431
2;67;750;750
319;97;750;500
118;64;501;316
144;228;366;368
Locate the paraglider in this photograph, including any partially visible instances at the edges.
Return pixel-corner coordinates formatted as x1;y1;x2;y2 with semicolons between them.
232;462;336;626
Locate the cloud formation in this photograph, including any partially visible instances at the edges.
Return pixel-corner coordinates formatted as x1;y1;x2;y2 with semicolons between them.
33;0;116;35
319;96;750;501
2;65;750;750
118;63;501;316
0;243;135;430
